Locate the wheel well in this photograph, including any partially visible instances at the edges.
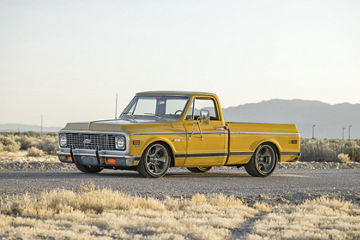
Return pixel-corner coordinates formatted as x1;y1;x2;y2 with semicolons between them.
146;141;175;167
260;141;280;161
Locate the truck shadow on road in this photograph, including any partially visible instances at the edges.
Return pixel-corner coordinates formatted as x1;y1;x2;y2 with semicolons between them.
0;170;292;179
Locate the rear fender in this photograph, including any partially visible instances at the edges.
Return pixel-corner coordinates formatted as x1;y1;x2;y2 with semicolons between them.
250;138;282;157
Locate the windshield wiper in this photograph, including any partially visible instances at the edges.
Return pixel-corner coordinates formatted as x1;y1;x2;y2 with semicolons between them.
121;114;136;119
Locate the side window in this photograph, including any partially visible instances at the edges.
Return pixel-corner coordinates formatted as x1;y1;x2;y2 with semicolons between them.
185;98;219;120
165;98;188;115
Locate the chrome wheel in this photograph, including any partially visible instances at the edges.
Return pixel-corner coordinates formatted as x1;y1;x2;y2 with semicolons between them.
255;145;276;175
144;143;170;176
245;143;278;177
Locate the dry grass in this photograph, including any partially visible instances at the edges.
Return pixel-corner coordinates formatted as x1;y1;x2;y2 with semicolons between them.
0;185;257;240
248;197;360;240
0;151;74;170
0;185;359;240
27;147;45;157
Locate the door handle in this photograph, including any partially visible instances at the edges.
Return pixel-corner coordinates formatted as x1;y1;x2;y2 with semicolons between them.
216;126;228;131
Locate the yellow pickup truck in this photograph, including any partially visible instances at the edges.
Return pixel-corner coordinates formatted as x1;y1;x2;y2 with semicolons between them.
57;91;300;178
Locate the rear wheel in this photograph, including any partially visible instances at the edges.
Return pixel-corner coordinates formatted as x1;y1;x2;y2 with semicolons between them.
137;142;171;178
245;144;277;177
187;167;212;173
75;162;103;174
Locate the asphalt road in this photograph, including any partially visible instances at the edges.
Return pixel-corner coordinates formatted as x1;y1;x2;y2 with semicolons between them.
0;167;359;202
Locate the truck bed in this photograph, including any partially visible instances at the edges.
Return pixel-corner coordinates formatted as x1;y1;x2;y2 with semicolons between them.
225;122;300;165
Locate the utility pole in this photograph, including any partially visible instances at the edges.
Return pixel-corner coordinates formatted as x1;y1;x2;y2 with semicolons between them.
312;124;316;139
348;125;352;140
40;114;43;134
342;127;346;140
115;93;118;119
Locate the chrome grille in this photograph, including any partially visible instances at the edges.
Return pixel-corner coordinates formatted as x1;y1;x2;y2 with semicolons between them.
65;133;118;150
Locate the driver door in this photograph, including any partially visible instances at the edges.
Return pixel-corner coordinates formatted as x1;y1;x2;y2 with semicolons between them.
183;97;227;166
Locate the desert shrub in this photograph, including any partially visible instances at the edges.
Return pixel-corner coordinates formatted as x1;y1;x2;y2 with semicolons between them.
300;138;339;162
337;153;351;163
0;142;3;152
0;135;21;152
18;136;42;150
340;141;360;162
300;139;360;162
0;133;58;155
27;147;45;157
37;135;58;154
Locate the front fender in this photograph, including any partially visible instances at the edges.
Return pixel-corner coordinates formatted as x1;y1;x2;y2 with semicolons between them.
134;136;177;159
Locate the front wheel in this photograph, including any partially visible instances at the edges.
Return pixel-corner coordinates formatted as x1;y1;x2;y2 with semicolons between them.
245;144;277;177
137;142;171;178
187;167;212;173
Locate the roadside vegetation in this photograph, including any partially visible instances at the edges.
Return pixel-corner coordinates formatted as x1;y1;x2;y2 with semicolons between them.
300;138;360;162
0;185;359;240
248;196;360;240
0;132;359;170
0;132;57;156
0;184;257;240
0;132;72;170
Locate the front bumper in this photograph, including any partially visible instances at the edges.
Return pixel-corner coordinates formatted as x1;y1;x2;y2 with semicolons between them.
57;148;141;167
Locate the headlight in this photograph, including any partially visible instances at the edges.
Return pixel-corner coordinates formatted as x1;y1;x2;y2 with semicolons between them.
59;134;67;147
115;136;126;150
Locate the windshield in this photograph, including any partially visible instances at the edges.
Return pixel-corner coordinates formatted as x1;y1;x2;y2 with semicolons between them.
121;95;190;119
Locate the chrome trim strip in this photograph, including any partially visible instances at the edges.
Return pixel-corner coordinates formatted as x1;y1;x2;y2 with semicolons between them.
185;156;227;159
229;151;254;157
131;132;227;136
59;130;128;135
230;151;254;153
281;154;300;156
132;132;186;136
280;151;301;157
175;152;227;159
231;132;299;136
229;155;253;157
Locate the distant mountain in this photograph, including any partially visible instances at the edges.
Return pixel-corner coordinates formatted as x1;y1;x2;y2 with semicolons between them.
0;124;61;133
222;99;359;139
1;99;358;138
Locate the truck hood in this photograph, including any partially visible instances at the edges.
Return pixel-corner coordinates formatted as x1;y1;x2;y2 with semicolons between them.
62;118;177;132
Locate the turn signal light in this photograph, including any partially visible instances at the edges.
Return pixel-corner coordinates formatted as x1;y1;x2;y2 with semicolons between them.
66;156;73;162
106;158;116;164
133;140;141;145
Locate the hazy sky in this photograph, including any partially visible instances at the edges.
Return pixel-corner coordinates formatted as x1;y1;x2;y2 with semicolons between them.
0;0;359;127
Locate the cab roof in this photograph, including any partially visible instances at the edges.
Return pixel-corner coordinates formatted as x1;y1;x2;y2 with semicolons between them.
136;91;217;97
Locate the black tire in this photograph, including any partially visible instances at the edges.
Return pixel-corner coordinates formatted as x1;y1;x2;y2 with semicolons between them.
245;143;278;177
137;142;171;178
75;162;103;174
187;167;212;173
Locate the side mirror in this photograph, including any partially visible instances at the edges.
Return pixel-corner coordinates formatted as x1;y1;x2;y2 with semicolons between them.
199;110;210;124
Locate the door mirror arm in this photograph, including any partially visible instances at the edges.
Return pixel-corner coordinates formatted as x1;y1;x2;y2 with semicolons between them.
189;121;203;140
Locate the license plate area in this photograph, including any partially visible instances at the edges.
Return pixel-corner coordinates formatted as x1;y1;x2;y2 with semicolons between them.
79;156;98;166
